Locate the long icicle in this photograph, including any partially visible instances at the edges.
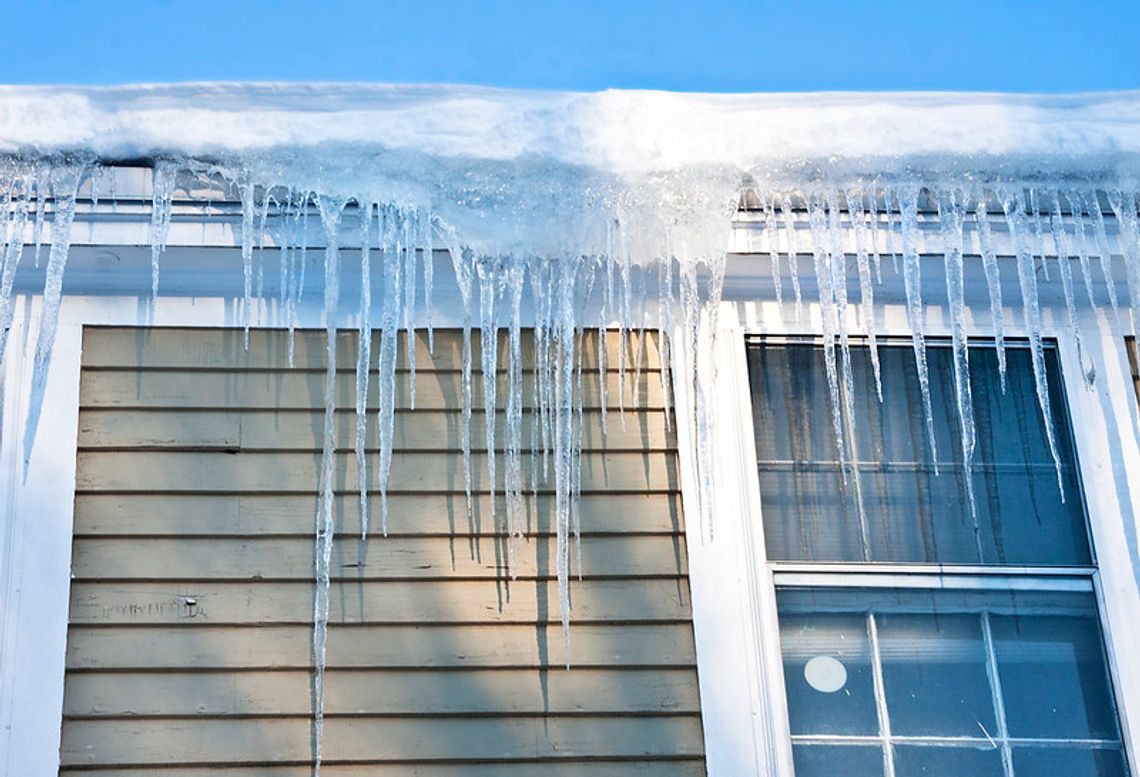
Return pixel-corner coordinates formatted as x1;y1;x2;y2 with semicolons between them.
22;164;82;473
938;187;979;525
974;188;1008;393
1002;188;1065;497
897;184;939;470
355;201;373;538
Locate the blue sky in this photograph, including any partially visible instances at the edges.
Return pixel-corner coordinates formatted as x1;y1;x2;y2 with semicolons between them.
3;0;1138;92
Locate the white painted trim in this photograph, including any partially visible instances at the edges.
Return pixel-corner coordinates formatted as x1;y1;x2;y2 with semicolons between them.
0;299;83;777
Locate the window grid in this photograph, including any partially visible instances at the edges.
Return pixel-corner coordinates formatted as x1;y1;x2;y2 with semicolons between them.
787;608;1127;768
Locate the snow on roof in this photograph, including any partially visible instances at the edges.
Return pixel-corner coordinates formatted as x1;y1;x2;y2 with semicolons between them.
3;83;1140;182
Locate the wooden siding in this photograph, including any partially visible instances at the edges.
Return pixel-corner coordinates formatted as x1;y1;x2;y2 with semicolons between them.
59;327;705;775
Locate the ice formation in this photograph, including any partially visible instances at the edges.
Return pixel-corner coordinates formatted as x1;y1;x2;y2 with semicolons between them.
4;84;1140;773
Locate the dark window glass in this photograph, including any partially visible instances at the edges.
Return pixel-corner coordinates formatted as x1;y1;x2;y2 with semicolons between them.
748;341;1089;564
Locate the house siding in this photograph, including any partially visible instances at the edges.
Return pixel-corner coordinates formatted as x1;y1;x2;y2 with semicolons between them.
58;327;706;775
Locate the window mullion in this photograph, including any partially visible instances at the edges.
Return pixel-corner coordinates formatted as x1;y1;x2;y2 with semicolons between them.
981;610;1016;777
866;611;897;777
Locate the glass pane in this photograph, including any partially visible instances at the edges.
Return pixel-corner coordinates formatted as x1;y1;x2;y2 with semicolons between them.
1012;747;1127;777
779;612;878;735
893;744;1005;777
778;588;1127;767
748;341;1090;565
993;612;1120;740
793;744;885;777
877;613;996;737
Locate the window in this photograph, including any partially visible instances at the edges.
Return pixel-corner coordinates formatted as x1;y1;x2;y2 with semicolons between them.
747;338;1130;777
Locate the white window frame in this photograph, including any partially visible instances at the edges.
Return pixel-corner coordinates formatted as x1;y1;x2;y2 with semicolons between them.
678;292;1140;777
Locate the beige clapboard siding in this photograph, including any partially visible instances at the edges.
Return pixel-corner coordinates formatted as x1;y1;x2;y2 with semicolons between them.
59;763;706;777
74;450;679;493
72;493;682;536
66;624;698;670
60;717;704;765
71;536;687;581
64;668;700;717
68;579;691;625
60;764;707;777
81;327;665;371
61;327;704;773
79;368;666;410
77;409;675;451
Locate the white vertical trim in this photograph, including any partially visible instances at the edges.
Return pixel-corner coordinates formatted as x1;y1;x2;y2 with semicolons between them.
0;297;83;777
676;307;796;777
1059;314;1140;776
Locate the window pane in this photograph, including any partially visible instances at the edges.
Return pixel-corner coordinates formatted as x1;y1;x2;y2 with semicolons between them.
779;613;878;735
1012;747;1127;777
993;612;1120;740
893;744;1005;777
877;613;996;737
777;588;1126;761
793;744;885;777
749;341;1089;565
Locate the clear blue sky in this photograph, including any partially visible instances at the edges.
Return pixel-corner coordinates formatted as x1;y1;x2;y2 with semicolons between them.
3;0;1138;92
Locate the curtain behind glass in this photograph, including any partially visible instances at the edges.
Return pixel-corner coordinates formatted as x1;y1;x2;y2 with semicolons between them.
747;341;1089;565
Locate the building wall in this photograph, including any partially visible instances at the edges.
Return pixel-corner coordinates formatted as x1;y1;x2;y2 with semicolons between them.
58;326;705;775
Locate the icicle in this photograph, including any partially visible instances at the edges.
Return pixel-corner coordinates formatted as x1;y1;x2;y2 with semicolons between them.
806;192;847;471
1029;189;1051;281
0;177;30;369
403;212;418;410
476;254;500;522
311;196;345;777
356;201;373;538
239;174;256;349
1108;190;1140;340
777;192;804;319
434;219;476;525
762;192;783;306
147;162;176;302
553;255;578;665
376;207;403;533
1084;190;1120;313
31;169;46;269
1048;190;1092;384
937;187;978;523
845;186;881;400
1064;190;1099;313
1002;188;1065;497
974;190;1008;392
23;165;82;472
867;188;884;284
618;219;633;423
504;254;526;572
421;212;434;353
897;185;939;470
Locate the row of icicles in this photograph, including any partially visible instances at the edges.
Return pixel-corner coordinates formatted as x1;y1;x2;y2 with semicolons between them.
3;159;1140;774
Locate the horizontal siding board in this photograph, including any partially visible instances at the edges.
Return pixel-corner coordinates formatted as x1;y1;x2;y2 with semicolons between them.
66;624;698;670
81;328;665;371
77;409;674;451
74;451;679;493
72;493;682;536
78;369;664;410
64;668;700;716
60;716;705;765
68;579;691;625
71;536;687;581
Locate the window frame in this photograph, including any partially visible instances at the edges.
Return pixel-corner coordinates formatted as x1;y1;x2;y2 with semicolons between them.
676;295;1140;777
